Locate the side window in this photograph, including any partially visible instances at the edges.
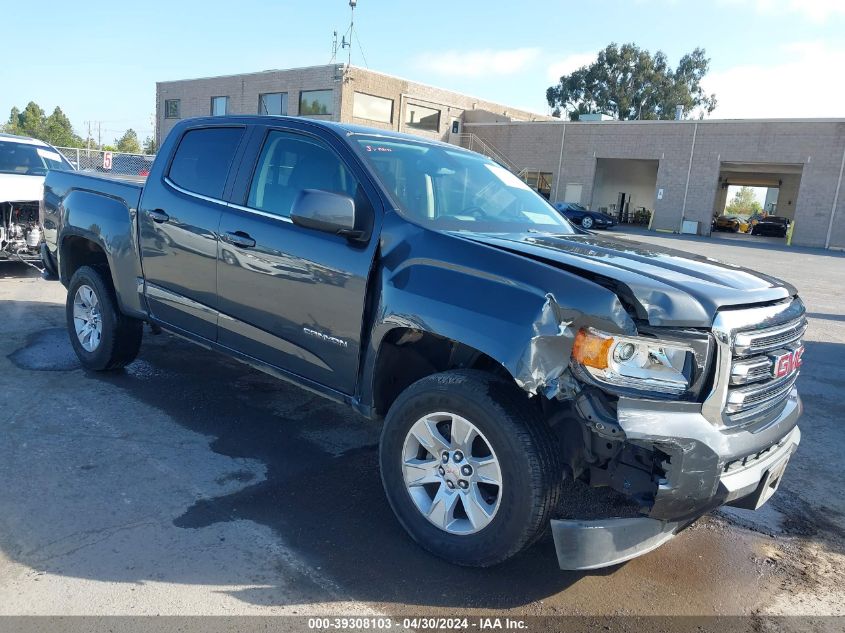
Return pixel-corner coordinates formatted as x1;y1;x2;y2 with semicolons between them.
247;130;358;218
168;127;244;199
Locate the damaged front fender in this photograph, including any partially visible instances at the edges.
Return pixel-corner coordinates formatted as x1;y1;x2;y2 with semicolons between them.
364;218;637;404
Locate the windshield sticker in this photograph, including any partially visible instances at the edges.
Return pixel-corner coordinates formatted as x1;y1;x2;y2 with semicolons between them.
37;148;63;162
364;145;392;152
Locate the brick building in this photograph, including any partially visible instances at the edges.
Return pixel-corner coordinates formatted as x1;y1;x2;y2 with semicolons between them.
466;118;845;249
156;64;845;250
156;64;548;145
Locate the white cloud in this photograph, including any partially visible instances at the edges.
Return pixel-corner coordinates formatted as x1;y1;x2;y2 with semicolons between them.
703;41;845;118
414;48;540;78
546;53;597;82
718;0;845;22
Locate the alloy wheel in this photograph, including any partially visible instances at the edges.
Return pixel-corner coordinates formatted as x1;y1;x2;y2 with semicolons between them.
401;412;502;535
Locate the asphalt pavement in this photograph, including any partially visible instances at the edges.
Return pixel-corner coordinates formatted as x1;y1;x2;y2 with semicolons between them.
0;232;843;628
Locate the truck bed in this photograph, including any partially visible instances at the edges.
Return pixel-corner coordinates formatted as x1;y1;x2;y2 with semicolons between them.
46;170;145;211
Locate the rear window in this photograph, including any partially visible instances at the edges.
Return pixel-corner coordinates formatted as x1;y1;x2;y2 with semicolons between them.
168;127;244;199
0;140;72;175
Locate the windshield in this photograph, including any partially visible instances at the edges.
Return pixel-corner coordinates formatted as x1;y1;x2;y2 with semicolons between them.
353;135;574;234
0;141;73;176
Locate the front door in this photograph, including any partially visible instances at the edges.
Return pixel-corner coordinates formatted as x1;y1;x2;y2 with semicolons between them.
138;126;246;340
215;128;380;394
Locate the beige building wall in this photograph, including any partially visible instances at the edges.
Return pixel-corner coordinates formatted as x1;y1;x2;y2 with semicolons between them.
466;119;845;249
156;64;550;147
156;65;345;143
340;67;548;142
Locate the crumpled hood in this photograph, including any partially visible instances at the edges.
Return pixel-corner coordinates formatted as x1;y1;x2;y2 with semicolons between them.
0;173;44;203
458;232;796;327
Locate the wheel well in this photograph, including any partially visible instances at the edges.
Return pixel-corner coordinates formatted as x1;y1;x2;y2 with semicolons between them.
372;328;513;417
60;236;108;285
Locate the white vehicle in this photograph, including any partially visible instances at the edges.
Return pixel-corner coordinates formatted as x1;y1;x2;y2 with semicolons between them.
0;132;74;262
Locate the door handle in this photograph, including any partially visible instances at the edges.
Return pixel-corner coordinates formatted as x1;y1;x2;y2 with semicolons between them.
147;209;170;223
223;231;256;248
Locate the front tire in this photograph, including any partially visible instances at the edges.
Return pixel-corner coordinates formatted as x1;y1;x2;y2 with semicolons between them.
581;216;594;229
66;265;143;371
379;370;562;567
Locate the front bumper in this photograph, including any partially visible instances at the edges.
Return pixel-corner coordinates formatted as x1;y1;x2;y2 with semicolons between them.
552;389;801;570
617;388;801;522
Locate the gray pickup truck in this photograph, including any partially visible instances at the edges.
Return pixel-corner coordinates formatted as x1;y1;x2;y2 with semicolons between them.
42;116;805;570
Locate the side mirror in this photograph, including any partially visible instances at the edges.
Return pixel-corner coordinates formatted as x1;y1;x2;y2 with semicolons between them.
290;189;362;239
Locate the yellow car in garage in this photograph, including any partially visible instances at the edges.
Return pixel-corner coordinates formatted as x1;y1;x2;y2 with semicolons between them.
712;215;741;232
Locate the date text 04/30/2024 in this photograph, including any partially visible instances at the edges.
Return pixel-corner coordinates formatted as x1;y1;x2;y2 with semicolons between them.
307;617;528;629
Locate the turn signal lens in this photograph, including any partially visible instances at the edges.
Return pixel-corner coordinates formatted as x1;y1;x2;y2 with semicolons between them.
572;329;613;370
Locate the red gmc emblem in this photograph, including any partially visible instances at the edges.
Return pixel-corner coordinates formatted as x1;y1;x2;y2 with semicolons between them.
773;346;804;378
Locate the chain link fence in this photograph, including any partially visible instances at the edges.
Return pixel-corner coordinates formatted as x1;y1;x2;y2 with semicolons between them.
55;147;156;177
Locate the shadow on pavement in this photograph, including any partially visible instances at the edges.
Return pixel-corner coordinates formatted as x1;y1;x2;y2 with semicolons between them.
1;304;584;610
110;333;588;608
0;261;42;279
3;299;843;613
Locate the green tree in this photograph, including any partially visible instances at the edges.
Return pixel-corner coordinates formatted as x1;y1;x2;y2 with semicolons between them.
5;101;48;138
44;107;83;147
142;136;157;155
4;106;22;135
3;102;86;148
115;129;141;154
546;43;717;121
725;186;763;217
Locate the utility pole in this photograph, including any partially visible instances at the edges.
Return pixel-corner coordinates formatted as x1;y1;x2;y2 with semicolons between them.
86;121;92;154
97;122;102;149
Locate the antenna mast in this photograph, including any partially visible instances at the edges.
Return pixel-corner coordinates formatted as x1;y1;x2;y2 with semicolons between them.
341;0;356;66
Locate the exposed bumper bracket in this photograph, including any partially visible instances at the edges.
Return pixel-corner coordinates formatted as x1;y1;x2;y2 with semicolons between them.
551;517;679;570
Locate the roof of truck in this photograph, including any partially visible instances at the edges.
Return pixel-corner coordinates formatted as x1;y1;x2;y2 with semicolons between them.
0;132;53;147
175;116;461;151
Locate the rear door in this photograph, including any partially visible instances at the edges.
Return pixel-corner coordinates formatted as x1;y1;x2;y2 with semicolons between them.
138;125;246;340
215;125;382;394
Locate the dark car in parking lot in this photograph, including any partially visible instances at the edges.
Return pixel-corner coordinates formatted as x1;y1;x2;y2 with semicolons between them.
553;202;616;229
752;216;790;238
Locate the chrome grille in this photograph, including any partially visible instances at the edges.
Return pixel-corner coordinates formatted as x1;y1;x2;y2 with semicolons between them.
726;314;806;421
702;298;806;427
734;319;807;356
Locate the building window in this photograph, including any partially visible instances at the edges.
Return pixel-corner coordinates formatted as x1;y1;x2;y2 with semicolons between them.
165;99;180;119
353;92;393;123
211;96;229;116
405;103;440;132
299;90;333;116
259;92;288;116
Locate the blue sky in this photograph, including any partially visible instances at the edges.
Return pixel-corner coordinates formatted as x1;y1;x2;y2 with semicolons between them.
2;0;844;143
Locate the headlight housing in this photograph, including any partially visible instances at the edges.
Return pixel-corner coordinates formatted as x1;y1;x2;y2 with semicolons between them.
571;328;696;399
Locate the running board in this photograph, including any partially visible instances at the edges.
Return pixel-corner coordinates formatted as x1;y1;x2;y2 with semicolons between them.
551;517;679;570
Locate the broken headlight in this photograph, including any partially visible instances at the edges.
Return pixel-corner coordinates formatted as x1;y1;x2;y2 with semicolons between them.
571;327;695;398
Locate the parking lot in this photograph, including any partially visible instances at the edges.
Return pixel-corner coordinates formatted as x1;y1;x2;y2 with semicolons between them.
0;232;843;627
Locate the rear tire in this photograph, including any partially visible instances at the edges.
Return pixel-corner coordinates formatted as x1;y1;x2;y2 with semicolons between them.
66;265;143;371
581;216;594;229
379;369;562;567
